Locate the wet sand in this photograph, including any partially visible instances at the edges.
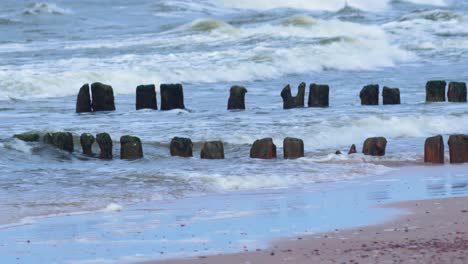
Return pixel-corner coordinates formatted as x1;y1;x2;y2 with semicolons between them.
149;196;468;264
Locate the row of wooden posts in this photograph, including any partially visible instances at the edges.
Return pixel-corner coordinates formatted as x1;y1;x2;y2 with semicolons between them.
75;81;467;113
13;132;468;164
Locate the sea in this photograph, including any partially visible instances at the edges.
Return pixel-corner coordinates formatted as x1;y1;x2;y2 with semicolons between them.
0;0;467;252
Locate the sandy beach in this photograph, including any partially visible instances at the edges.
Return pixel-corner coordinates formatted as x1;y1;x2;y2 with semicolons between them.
151;196;468;264
0;165;467;263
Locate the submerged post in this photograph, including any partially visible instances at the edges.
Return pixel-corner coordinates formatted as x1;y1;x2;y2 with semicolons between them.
44;132;74;152
382;87;400;105
228;85;248;110
426;80;446;102
360;85;379;105
136;84;157;110
161;84;185;110
76;84;92;113
250;138;277;159
424;135;444;164
91;82;116;111
448;134;468;163
281;83;305;109
80;133;95;156
14;132;40;142
447;82;467;102
96;133;113;159
308;83;329;107
201;141;225;159
120;135;143;160
348;144;357;154
362;137;387;156
170;137;193;157
283;137;304;159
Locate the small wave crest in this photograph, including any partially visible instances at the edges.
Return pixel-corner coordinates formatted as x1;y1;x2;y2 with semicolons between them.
189;19;234;32
281;15;317;27
213;0;390;12
0;16;413;99
383;8;468;55
201;162;395;191
399;9;461;22
215;0;449;12
335;2;364;14
3;139;34;154
103;203;123;212
0;17;20;25
22;2;72;16
397;0;448;6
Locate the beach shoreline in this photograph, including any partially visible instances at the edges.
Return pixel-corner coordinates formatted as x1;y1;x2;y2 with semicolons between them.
146;195;468;264
0;164;467;263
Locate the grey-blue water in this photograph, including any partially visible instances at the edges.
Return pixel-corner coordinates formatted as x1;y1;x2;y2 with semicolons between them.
0;165;467;263
0;1;467;260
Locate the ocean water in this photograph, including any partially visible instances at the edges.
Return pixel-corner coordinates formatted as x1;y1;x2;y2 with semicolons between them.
0;0;467;226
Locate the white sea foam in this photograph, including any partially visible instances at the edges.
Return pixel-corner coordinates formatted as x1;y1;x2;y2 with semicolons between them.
103;203;123;212
22;2;72;15
281;15;317;27
217;114;468;151
0;17;412;99
0;203;125;229
189;19;235;32
199;163;395;191
214;0;391;12
402;0;448;6
3;139;34;154
0;217;37;230
383;10;468;56
192;210;256;221
214;0;448;11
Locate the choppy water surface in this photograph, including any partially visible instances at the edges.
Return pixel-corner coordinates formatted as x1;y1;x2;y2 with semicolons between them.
0;0;467;225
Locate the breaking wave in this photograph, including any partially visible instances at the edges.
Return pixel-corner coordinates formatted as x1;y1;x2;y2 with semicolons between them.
398;0;448;6
214;0;448;12
213;0;390;12
0;18;20;25
383;9;468;56
0;16;412;99
281;15;317;27
22;2;72;16
189;19;235;32
398;9;462;21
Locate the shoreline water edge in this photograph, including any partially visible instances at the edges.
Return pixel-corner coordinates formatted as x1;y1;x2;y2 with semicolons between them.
0;165;467;263
149;195;468;264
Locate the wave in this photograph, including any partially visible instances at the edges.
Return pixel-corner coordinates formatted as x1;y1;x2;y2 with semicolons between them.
22;2;72;16
200;162;396;190
103;203;123;212
383;9;468;55
398;9;461;22
0;17;20;25
397;0;448;6
0;202;124;230
334;3;364;15
213;0;392;12
2;139;34;154
214;114;468;152
213;0;449;12
281;15;317;27
189;19;235;32
0;16;413;99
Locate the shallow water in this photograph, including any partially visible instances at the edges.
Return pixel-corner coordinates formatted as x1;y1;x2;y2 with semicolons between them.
1;165;467;263
0;0;467;232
